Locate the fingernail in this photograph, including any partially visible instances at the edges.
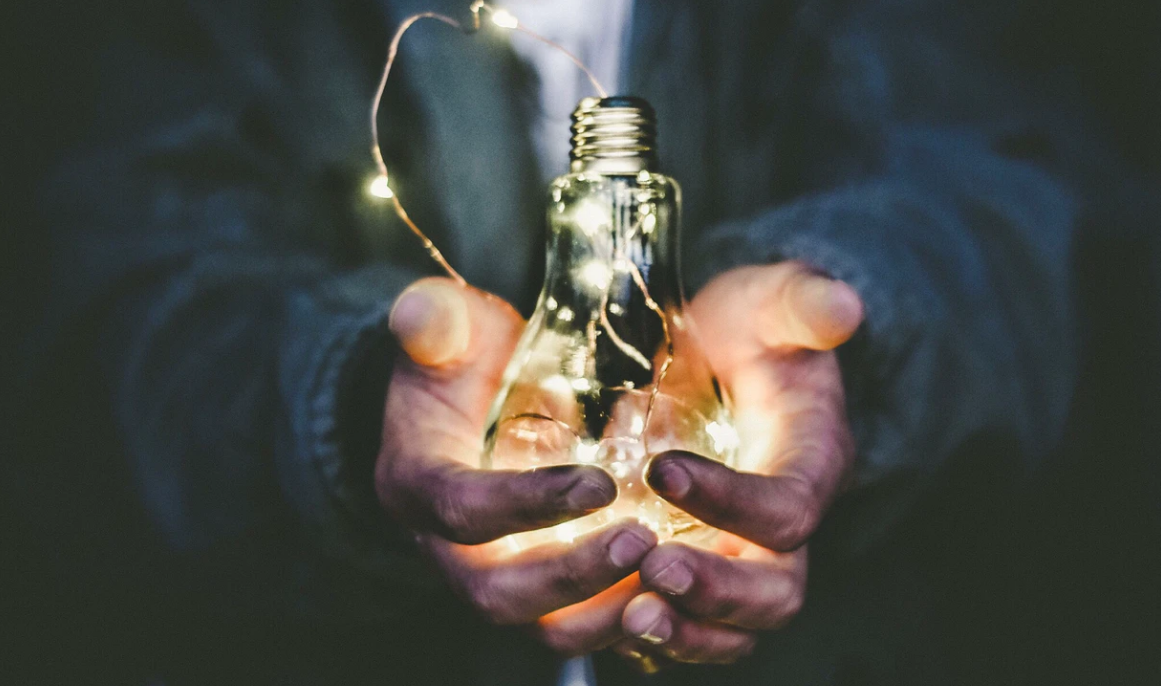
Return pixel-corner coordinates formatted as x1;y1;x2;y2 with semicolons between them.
388;282;470;366
625;600;672;644
650;559;694;596
646;456;692;499
608;529;654;568
565;473;616;511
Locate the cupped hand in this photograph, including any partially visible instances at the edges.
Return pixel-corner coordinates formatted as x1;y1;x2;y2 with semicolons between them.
377;277;657;651
619;262;864;666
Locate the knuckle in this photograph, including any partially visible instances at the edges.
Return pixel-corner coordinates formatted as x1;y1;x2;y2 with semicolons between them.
432;479;488;544
464;571;515;625
698;576;741;620
434;490;471;538
766;579;805;629
553;555;600;600
781;505;820;550
771;478;821;549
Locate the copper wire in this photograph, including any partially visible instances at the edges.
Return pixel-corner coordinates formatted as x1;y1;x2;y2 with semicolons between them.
370;11;467;285
627;259;673;456
371;3;675;458
369;3;609;286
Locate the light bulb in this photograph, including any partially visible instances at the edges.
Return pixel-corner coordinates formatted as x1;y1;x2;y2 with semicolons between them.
483;97;738;549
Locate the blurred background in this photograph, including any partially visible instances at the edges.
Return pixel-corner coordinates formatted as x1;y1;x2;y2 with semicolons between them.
4;0;1160;684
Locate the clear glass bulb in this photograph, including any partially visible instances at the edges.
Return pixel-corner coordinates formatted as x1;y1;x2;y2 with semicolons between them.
482;98;738;550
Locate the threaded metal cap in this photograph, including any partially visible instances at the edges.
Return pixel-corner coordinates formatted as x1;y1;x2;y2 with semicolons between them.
570;96;658;174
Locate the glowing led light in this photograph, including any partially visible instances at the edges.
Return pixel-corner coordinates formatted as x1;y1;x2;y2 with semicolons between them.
545;296;558;311
542;374;572;396
608;302;624;316
491;9;518;28
573;200;609;235
705;421;740;455
641;213;657;235
557;306;575;322
555;521;578;543
574;441;600;463
368;175;394;199
570;378;593;392
579;261;612;290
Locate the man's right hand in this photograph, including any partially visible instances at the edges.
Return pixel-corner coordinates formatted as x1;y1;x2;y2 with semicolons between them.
376;277;657;650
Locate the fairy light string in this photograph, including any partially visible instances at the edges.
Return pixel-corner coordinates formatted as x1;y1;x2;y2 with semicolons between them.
370;1;672;454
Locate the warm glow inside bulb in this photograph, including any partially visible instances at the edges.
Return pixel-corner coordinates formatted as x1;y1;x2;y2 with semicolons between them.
574;441;600;463
578;261;613;290
368;175;394;199
705;421;740;455
641;213;657;235
491;9;518;29
570;378;593;393
573;200;609;235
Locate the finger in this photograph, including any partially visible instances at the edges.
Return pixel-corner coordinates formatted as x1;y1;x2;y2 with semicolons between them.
427;519;657;626
380;461;616;544
639;543;806;630
532;574;643;656
770;266;864;350
389;278;473;367
646;451;829;551
623;593;757;665
693;262;863;354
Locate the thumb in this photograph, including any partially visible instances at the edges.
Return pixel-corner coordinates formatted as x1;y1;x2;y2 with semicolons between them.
694;263;863;356
389;278;474;367
763;265;864;351
385;278;525;455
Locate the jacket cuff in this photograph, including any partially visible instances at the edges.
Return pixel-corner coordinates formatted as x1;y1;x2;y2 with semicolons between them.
278;264;442;617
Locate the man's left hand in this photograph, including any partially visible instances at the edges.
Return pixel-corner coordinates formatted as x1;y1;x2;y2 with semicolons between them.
617;261;864;666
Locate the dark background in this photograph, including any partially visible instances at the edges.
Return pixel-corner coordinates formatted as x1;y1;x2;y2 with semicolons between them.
4;1;1160;683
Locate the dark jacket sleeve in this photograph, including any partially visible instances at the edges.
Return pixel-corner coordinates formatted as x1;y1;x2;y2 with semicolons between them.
689;1;1081;553
39;0;437;620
